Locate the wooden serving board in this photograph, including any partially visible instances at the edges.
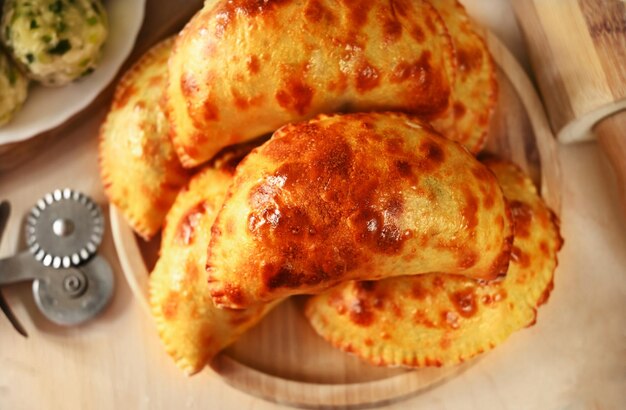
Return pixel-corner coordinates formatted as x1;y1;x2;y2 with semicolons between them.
110;31;560;409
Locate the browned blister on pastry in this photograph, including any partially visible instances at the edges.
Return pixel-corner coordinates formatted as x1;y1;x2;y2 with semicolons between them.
150;167;275;375
99;37;188;240
429;0;498;153
207;112;513;309
305;159;563;368
166;0;455;167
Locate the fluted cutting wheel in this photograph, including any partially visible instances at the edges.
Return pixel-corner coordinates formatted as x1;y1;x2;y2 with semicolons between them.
25;189;104;269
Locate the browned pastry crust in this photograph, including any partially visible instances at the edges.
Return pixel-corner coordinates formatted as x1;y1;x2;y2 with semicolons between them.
150;166;276;374
305;158;562;368
429;0;498;153
207;112;513;309
99;37;188;239
166;0;456;167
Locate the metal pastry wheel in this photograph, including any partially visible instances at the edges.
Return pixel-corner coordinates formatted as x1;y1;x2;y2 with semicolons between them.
0;189;114;333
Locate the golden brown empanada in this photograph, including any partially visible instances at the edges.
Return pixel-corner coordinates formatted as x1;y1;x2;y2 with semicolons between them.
99;37;188;240
207;112;513;309
150;166;275;375
305;159;562;367
429;0;497;153
166;0;455;167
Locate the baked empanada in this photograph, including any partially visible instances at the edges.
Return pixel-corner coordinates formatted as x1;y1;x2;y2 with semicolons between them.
207;113;513;309
305;159;562;367
429;0;497;153
150;166;275;375
99;37;188;240
166;0;455;167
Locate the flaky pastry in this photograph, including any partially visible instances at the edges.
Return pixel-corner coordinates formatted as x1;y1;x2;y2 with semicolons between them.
305;159;562;367
150;166;275;375
166;0;455;167
207;112;513;309
99;37;188;239
429;0;498;153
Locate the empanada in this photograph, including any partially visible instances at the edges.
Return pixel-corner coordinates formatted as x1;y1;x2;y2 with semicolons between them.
166;0;455;167
207;113;513;309
305;159;562;367
99;37;188;240
429;0;497;153
150;166;275;375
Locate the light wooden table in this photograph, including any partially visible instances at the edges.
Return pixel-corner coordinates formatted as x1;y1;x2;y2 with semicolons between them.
1;1;625;409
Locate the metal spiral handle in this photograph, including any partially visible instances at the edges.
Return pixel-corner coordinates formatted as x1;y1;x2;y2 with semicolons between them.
0;189;114;330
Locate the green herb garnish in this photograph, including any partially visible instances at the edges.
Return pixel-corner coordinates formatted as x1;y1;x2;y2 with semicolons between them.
49;1;63;14
26;53;34;63
30;19;38;29
48;39;71;55
87;16;98;26
80;67;94;77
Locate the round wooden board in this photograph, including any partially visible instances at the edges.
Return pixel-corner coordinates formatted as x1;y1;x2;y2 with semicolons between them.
110;31;560;409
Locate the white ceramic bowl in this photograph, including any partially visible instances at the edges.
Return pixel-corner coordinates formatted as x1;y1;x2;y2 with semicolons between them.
0;0;146;145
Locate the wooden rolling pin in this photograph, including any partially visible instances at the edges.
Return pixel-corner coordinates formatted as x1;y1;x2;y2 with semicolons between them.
512;0;626;212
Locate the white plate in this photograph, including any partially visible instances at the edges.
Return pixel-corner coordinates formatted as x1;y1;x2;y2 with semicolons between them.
0;0;146;145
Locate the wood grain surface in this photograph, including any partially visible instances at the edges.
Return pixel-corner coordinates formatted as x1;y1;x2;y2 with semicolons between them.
109;31;561;409
594;111;626;216
1;1;625;409
512;0;626;143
